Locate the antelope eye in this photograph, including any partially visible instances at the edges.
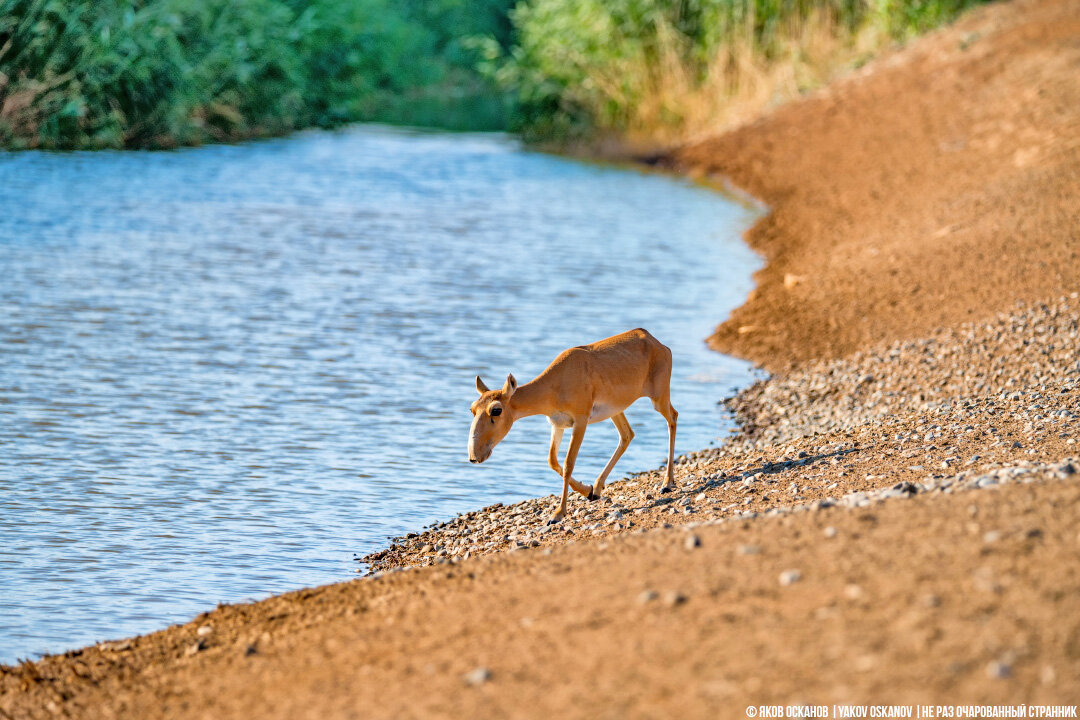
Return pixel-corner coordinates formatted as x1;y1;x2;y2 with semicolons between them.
490;406;502;417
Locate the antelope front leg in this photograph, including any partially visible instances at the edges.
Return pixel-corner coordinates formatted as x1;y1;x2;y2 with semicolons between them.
563;422;592;496
548;420;590;523
546;425;567;525
549;475;570;525
547;424;564;477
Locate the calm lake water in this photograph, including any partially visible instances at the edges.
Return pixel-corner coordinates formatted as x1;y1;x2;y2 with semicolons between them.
0;126;759;663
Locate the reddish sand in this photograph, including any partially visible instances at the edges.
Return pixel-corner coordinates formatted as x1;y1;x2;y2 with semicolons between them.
670;0;1080;370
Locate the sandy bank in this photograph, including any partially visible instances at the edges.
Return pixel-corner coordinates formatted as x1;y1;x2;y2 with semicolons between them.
3;0;1080;716
4;465;1079;719
668;0;1080;371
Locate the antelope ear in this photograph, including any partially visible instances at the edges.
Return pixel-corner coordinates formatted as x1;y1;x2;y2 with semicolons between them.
476;375;490;395
503;373;517;397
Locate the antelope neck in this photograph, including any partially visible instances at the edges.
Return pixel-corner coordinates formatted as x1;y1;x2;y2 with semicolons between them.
507;380;550;419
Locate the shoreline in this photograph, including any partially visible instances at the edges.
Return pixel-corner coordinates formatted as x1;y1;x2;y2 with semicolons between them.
4;0;1080;715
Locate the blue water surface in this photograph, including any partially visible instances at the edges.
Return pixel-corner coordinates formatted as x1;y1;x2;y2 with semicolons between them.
0;126;760;662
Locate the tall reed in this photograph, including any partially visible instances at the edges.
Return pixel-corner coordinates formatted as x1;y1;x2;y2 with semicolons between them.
496;0;989;144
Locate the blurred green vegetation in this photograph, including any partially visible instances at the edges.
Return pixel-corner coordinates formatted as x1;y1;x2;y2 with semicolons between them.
0;0;514;148
0;0;987;149
491;0;991;142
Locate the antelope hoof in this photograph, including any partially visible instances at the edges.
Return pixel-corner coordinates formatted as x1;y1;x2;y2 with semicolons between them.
587;487;602;502
660;483;676;494
546;512;564;525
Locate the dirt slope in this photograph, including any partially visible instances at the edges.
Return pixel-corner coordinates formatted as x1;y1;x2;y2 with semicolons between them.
3;472;1079;720
670;0;1080;371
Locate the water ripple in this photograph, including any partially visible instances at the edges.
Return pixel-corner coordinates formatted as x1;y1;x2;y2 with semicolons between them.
0;126;760;662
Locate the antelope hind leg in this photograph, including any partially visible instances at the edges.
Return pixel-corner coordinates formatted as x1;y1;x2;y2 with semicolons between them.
652;397;678;493
589;413;634;501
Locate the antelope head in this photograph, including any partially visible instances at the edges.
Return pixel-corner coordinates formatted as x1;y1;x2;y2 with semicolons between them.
468;373;517;463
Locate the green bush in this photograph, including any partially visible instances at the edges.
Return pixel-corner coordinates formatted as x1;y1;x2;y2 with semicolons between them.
0;0;512;148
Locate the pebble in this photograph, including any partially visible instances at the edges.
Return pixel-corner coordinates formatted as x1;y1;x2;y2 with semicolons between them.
737;544;762;556
684;534;701;549
463;667;492;686
823;526;838;539
663;591;687;607
638;589;659;604
779;570;802;586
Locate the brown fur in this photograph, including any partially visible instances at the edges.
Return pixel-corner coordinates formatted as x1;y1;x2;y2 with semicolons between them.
469;329;678;522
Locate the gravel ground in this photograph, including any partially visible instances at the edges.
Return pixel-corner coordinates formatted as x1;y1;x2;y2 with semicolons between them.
361;297;1080;573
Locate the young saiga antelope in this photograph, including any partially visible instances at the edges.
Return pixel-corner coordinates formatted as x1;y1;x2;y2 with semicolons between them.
468;328;678;523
